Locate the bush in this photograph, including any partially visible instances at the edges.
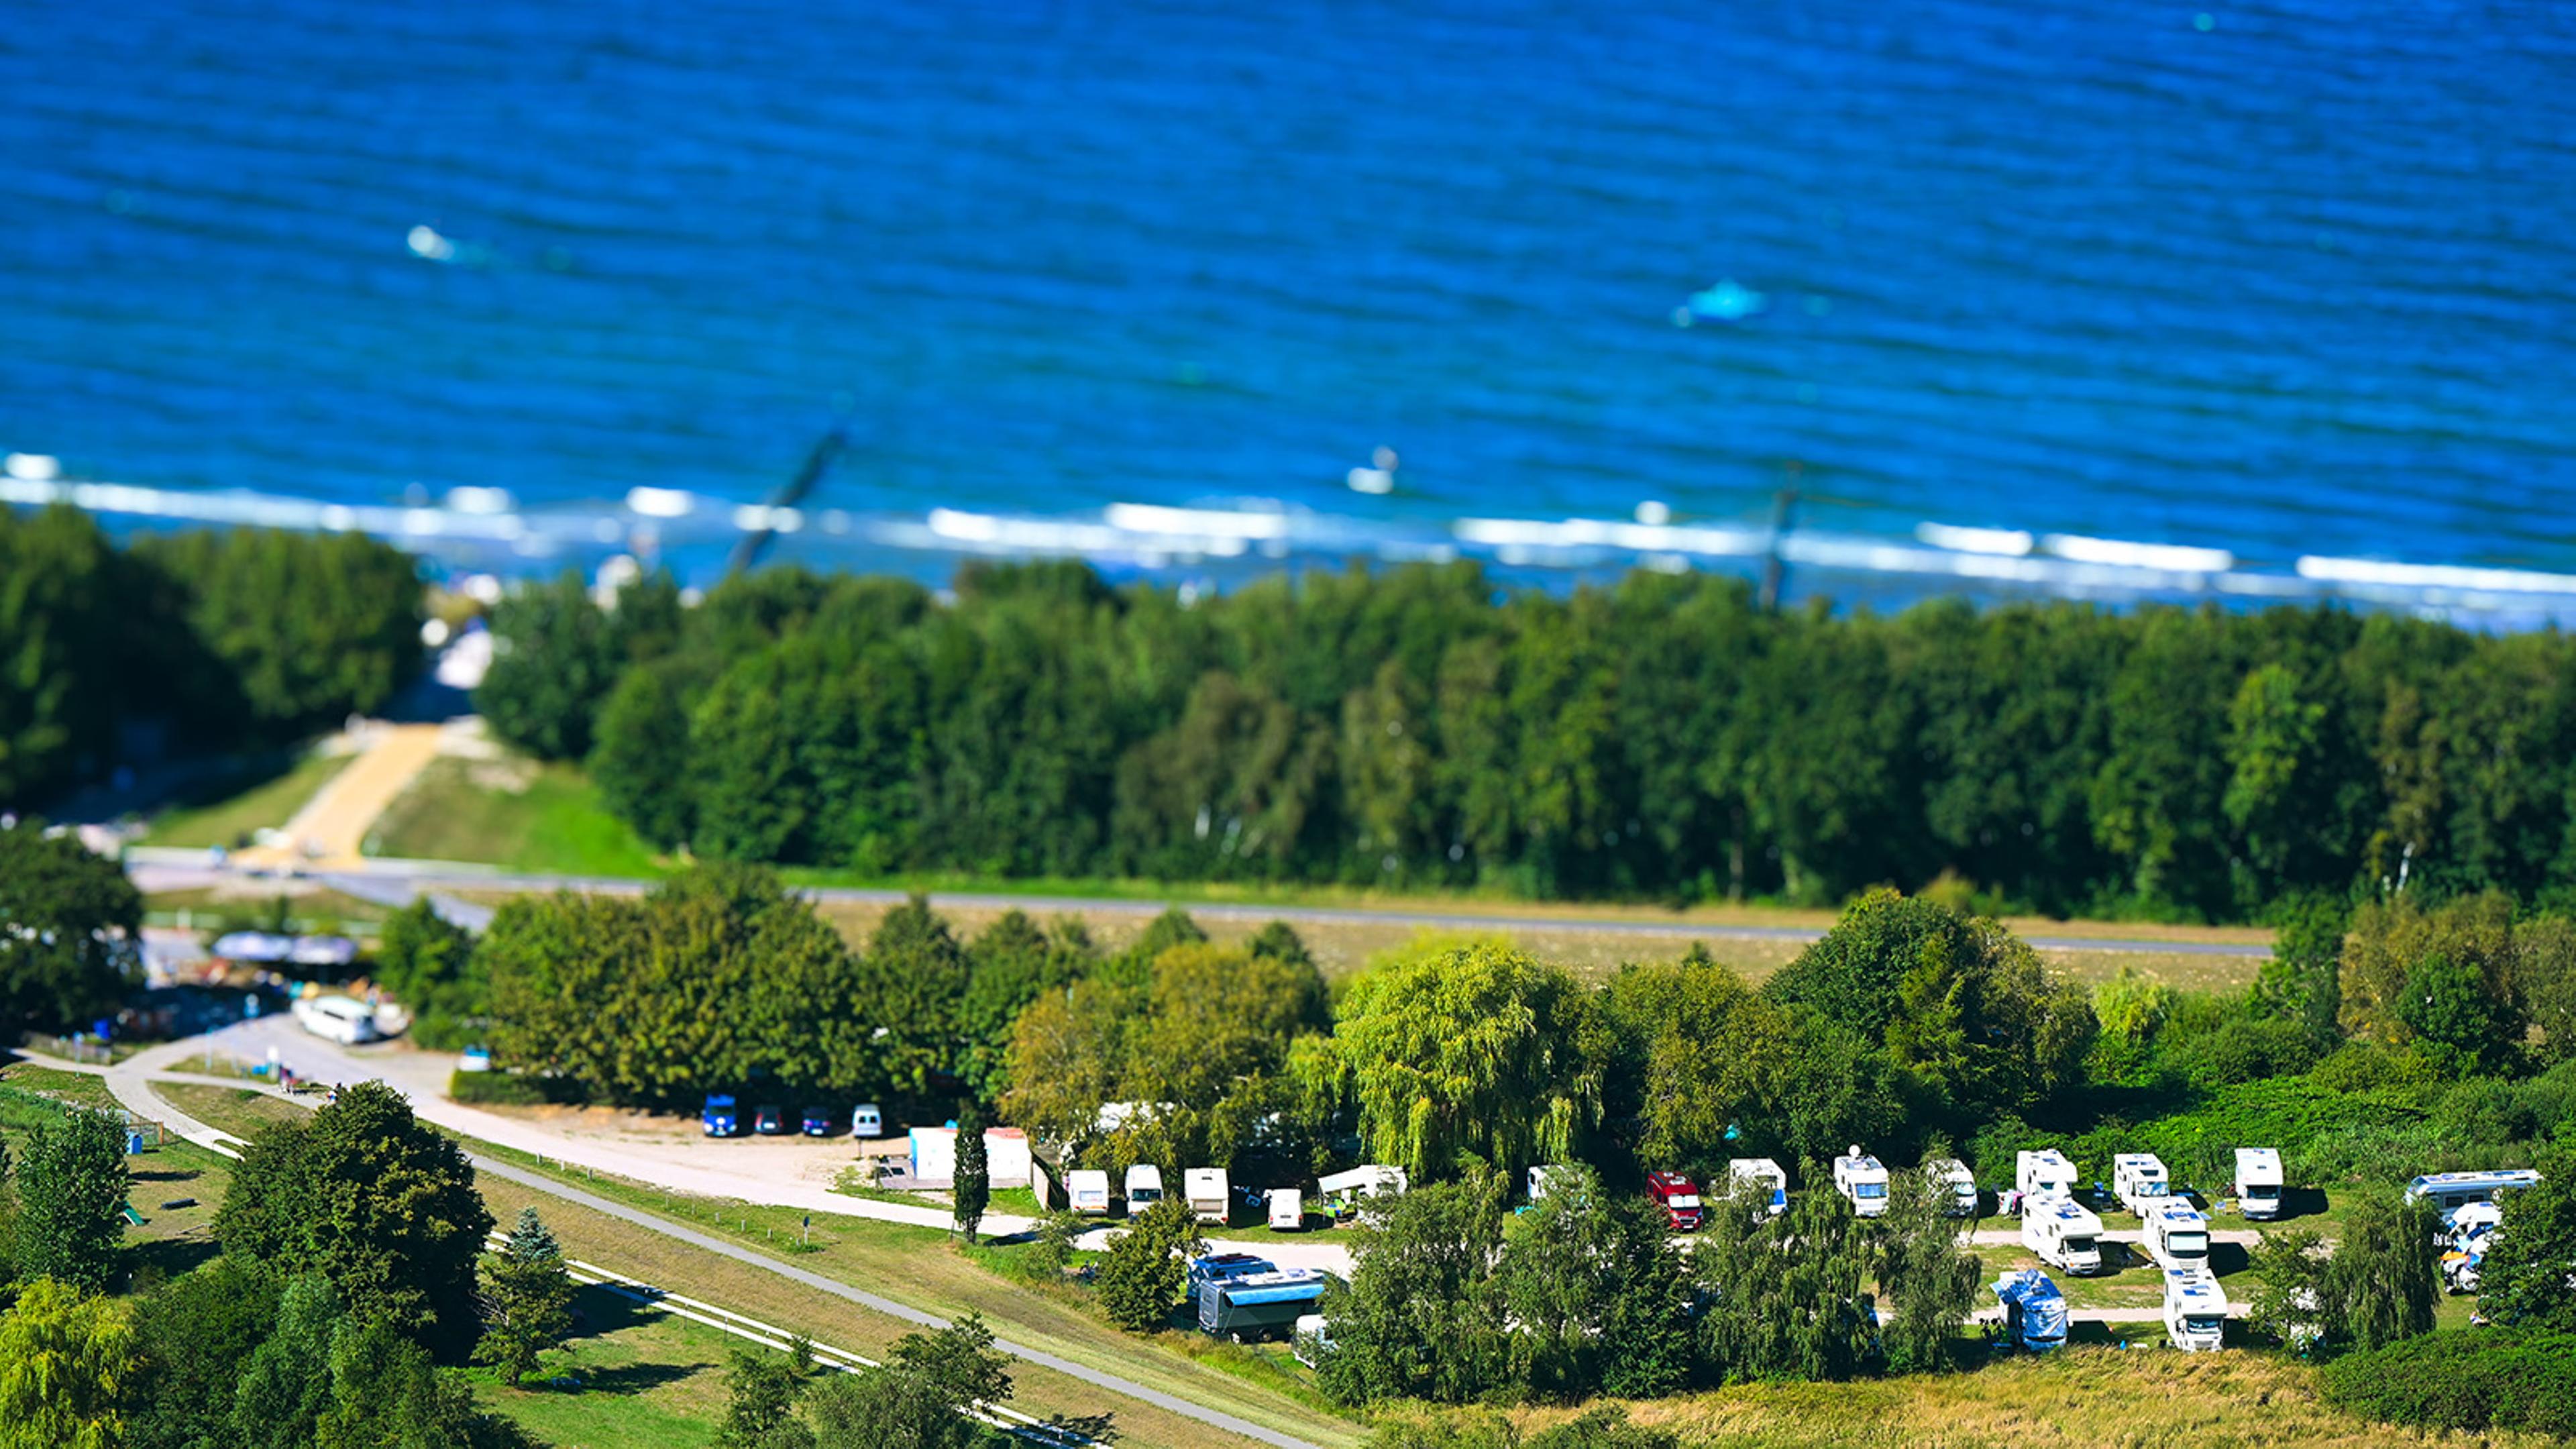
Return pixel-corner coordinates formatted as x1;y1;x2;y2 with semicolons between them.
2319;1330;2576;1438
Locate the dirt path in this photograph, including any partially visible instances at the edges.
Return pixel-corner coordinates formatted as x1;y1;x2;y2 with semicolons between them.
232;722;447;871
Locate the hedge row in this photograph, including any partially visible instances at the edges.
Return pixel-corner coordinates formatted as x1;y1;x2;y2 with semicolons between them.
2318;1330;2576;1438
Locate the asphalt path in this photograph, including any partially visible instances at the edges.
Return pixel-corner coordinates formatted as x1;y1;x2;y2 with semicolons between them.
41;1030;1328;1449
127;855;2272;958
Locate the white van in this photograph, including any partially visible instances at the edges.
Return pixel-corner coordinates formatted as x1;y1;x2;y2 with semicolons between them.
2017;1149;2078;1203
2162;1269;2227;1352
1527;1163;1577;1204
2021;1196;2105;1275
1833;1147;1890;1218
2234;1148;2284;1220
2145;1201;2212;1272
292;994;380;1046
1067;1169;1113;1216
851;1103;884;1138
1126;1164;1166;1212
1267;1187;1305;1232
2113;1153;2171;1218
1729;1159;1790;1218
1928;1157;1979;1217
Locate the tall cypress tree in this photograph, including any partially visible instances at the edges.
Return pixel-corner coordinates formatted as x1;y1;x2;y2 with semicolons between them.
953;1100;989;1244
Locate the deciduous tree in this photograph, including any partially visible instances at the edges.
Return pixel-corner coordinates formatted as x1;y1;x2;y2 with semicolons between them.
0;1277;140;1449
13;1107;128;1292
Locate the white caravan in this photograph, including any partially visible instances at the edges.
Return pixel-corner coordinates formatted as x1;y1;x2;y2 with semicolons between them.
1267;1187;1305;1231
2112;1153;2172;1217
2235;1148;2284;1220
1125;1164;1166;1211
2145;1200;2212;1272
1066;1169;1112;1216
1729;1159;1790;1218
1316;1165;1408;1208
1527;1163;1577;1204
1184;1167;1231;1224
2162;1269;2228;1352
2021;1195;2106;1275
2406;1169;2543;1224
1928;1157;1979;1217
1833;1147;1890;1218
2017;1149;2079;1202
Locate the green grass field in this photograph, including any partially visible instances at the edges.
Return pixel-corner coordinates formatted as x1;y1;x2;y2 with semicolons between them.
0;1065;240;1286
144;751;350;849
471;1285;733;1449
366;755;664;876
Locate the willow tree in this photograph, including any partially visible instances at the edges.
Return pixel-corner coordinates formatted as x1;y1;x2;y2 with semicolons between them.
1313;940;1601;1183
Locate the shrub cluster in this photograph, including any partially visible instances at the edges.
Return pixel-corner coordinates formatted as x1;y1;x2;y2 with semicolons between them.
2319;1331;2576;1438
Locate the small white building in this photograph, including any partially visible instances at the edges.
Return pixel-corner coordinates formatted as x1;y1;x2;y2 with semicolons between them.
906;1126;1033;1188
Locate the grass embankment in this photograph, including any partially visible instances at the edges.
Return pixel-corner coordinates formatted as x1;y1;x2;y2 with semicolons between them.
170;1086;1359;1449
366;755;662;877
142;883;392;937
144;751;351;849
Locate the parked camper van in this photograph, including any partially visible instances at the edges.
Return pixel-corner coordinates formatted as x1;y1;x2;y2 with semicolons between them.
2406;1169;2543;1224
1268;1188;1305;1232
1067;1169;1113;1216
1126;1164;1165;1212
1184;1167;1230;1224
1833;1147;1890;1218
2145;1201;2212;1272
1292;1313;1334;1368
1645;1171;1706;1231
292;994;379;1046
2113;1153;2171;1218
1187;1252;1278;1299
2163;1269;2227;1352
2234;1148;2283;1220
2016;1149;2078;1203
2021;1195;2105;1275
1928;1158;1979;1217
851;1102;883;1138
1990;1270;2068;1352
1729;1159;1789;1218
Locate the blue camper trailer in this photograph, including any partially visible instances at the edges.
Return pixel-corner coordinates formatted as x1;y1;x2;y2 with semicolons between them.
1199;1271;1329;1341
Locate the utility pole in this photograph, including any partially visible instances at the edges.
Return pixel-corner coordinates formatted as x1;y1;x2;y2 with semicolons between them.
1758;461;1804;612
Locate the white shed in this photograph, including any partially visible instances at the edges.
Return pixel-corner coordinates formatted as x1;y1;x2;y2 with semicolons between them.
908;1126;1034;1188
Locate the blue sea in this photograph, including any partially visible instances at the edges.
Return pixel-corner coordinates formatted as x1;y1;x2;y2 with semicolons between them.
5;0;2575;618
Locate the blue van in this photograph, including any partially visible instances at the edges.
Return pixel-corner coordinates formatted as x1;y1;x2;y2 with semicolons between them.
702;1093;741;1137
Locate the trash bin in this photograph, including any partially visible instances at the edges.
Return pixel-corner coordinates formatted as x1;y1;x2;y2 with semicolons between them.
126;1131;145;1155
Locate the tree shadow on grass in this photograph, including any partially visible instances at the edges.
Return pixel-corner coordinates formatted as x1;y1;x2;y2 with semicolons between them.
564;1284;661;1342
131;1165;205;1187
543;1360;710;1396
130;1236;222;1281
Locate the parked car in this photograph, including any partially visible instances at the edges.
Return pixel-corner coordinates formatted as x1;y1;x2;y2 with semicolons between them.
702;1093;741;1137
1645;1171;1706;1231
753;1104;788;1135
801;1106;839;1136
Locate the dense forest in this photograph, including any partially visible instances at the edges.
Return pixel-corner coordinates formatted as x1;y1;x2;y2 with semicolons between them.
0;506;423;806
479;555;2576;922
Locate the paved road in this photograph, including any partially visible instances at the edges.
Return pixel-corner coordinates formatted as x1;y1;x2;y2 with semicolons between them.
43;1035;1329;1449
127;856;2273;959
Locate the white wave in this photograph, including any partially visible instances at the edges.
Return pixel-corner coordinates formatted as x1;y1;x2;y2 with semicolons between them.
1452;516;1768;556
1104;502;1290;539
2296;555;2576;596
1916;522;2033;556
2042;533;2233;572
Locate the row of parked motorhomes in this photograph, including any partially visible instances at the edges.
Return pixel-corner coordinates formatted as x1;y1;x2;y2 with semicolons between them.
1063;1163;1411;1230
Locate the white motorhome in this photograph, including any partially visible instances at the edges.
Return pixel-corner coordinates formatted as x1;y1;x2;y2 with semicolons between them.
1067;1169;1113;1216
2145;1201;2212;1272
1184;1167;1231;1224
2405;1169;2543;1224
1729;1159;1789;1218
2235;1148;2284;1220
1928;1157;1979;1217
292;994;380;1045
2021;1196;2105;1275
2162;1269;2228;1352
1833;1147;1890;1218
1126;1164;1166;1212
1292;1313;1335;1368
2113;1153;2172;1218
2016;1149;2079;1203
1267;1187;1305;1231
